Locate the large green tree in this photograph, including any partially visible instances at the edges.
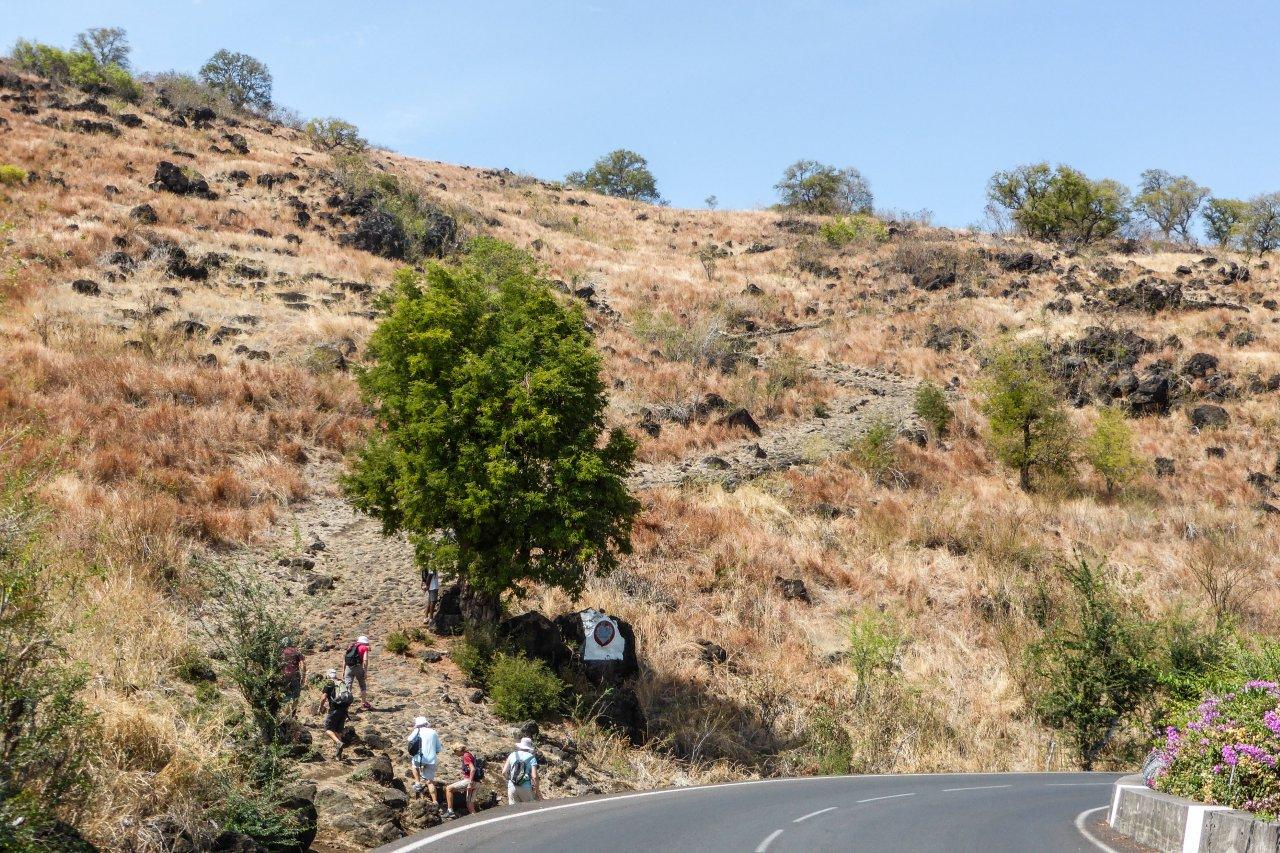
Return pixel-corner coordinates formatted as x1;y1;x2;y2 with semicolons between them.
1202;197;1249;248
775;159;873;215
344;238;638;614
1134;169;1208;242
987;162;1130;245
199;49;273;111
565;149;662;203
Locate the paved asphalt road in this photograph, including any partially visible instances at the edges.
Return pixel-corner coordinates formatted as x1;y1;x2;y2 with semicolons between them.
374;772;1131;852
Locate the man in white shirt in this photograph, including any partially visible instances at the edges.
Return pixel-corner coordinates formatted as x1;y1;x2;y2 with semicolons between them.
407;716;443;804
421;568;441;623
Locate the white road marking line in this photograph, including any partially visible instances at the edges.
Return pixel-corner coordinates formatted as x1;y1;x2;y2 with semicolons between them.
1075;806;1121;853
856;792;917;803
941;784;1012;792
756;828;785;852
793;807;837;823
377;773;1117;850
1045;782;1114;787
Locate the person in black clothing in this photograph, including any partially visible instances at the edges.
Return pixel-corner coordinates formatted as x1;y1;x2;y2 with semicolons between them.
317;668;352;759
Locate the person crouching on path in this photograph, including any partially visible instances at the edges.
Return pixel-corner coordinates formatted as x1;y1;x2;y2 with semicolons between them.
444;745;480;818
317;669;352;760
503;737;539;804
407;716;443;803
343;634;372;711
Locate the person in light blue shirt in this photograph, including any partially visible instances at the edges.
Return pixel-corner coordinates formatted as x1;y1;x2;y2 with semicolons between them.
408;716;444;804
502;736;540;804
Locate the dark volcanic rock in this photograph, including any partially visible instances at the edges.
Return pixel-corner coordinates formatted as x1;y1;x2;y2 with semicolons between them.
151;161;216;199
715;408;762;436
1182;353;1219;378
130;203;158;224
1189;404;1229;430
71;118;119;136
775;576;811;603
70;279;101;296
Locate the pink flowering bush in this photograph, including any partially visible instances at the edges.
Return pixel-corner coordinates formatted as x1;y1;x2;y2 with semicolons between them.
1151;681;1280;817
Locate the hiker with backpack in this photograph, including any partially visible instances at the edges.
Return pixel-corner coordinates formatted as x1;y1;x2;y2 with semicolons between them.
502;736;539;804
342;634;373;711
407;716;443;803
444;744;483;817
280;637;306;720
317;668;353;760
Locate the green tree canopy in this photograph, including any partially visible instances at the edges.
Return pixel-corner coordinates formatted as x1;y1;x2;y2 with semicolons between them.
987;162;1130;245
979;339;1075;491
199;49;273;111
343;238;638;610
565;149;662;203
1134;169;1209;242
775;159;873;215
1243;192;1280;257
73;26;130;70
1202;197;1249;248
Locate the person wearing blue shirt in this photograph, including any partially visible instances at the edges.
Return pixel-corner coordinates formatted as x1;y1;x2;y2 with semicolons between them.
502;736;540;804
408;716;444;804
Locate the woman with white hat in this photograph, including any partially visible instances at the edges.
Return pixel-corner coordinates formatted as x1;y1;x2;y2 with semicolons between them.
502;736;540;804
342;634;373;711
407;715;443;803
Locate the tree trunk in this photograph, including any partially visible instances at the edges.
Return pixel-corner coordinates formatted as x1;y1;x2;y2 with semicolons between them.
458;579;501;627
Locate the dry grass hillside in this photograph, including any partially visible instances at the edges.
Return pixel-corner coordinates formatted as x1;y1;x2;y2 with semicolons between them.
3;63;1279;850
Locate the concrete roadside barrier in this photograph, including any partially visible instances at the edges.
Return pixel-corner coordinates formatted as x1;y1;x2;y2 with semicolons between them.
1108;773;1280;852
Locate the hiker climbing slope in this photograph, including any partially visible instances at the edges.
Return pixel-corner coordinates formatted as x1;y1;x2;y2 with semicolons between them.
343;634;373;711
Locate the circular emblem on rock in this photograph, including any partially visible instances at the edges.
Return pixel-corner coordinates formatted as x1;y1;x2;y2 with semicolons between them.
592;619;616;647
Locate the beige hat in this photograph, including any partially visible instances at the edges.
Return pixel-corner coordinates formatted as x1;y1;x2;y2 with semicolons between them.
516;736;534;750
414;716;429;727
357;635;369;645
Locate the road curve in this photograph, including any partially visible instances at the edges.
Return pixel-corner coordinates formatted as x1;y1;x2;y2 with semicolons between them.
374;772;1129;853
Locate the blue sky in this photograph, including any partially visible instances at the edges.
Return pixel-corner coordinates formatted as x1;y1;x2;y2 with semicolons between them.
7;1;1280;225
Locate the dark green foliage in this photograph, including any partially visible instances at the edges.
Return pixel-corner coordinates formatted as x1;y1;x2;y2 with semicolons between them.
452;622;499;687
775;160;873;215
987;162;1130;245
172;645;217;684
488;653;565;722
214;769;303;851
804;710;853;775
979;339;1075;491
0;493;95;852
385;630;410;655
852;419;900;486
1029;557;1158;770
565;149;661;203
200;565;291;747
199;49;272;111
913;381;952;437
343;238;638;607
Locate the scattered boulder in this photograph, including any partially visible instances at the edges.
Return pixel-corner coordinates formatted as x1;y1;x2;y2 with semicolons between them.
697;640;728;665
499;611;574;673
774;576;811;603
70;118;120;136
1182;353;1219;378
150;161;216;199
129;202;159;224
715;408;761;436
1189;404;1229;430
1206;446;1226;459
70;279;100;296
117;113;143;128
924;324;975;352
222;133;249;155
1105;278;1182;312
1154;457;1175;477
